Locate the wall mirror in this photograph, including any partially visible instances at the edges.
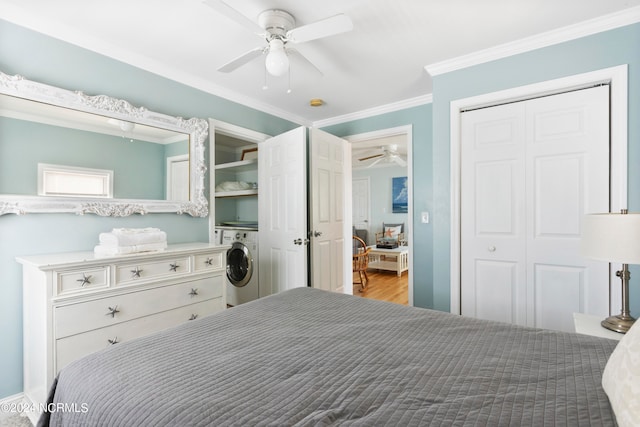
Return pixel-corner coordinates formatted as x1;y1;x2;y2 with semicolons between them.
0;71;208;217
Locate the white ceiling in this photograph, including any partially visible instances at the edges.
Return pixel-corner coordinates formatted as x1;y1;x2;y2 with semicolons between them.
1;0;639;128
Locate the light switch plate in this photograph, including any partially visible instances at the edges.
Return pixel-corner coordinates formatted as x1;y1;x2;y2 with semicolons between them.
421;211;429;223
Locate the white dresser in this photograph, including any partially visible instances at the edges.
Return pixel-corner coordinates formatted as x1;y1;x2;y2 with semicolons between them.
16;242;229;415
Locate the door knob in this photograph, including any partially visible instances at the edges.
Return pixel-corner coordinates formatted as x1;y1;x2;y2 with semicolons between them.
488;246;496;252
313;231;323;237
293;238;310;245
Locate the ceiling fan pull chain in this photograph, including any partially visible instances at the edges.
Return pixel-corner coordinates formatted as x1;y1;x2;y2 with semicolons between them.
262;62;268;91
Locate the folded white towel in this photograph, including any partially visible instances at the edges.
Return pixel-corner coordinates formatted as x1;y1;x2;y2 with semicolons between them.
94;241;167;257
215;181;253;192
112;227;162;235
99;229;167;247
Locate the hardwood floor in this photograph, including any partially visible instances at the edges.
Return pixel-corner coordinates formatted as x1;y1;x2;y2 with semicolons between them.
352;269;408;305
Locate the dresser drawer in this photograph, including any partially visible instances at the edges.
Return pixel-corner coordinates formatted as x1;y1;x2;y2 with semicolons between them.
55;297;224;371
115;255;192;285
55;276;223;338
55;267;109;296
194;251;225;272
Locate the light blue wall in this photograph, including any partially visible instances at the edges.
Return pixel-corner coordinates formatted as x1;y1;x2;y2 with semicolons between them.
322;103;434;309
0;19;298;399
0;116;168;199
431;23;640;313
352;166;409;245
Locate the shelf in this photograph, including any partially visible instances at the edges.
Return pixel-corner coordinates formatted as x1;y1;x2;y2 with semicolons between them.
214;159;257;173
215;189;258;198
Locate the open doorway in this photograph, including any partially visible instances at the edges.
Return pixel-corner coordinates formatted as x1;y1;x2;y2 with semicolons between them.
346;126;413;306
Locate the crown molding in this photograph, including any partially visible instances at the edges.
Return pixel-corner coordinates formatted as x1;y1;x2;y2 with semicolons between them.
425;5;640;76
314;93;432;128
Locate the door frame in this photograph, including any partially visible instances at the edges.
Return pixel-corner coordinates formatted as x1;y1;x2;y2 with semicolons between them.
449;65;629;315
345;125;414;305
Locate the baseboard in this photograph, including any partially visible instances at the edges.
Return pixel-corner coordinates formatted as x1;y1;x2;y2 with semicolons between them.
0;393;24;419
0;392;39;425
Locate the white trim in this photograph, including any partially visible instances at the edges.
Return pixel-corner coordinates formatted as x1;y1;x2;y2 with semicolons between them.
345;125;414;307
449;65;628;316
314;95;433;128
0;392;24;409
0;393;33;425
426;6;640;76
208;119;271;144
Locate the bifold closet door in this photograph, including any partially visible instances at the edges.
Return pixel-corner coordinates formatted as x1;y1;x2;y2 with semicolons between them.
460;86;610;332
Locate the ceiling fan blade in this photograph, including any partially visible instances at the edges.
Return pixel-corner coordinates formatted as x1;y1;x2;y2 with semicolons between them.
217;47;265;73
366;157;384;168
359;153;383;161
287;14;353;44
203;0;264;34
287;48;323;76
393;156;407;167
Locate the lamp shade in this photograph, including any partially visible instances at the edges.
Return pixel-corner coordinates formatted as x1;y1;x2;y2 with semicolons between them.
581;212;640;264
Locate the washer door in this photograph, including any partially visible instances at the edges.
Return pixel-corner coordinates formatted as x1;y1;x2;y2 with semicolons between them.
226;241;253;287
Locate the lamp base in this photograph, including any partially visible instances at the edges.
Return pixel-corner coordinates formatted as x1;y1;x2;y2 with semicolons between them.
601;314;636;334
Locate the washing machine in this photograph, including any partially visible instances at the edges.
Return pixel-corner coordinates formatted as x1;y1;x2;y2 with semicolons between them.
222;229;259;306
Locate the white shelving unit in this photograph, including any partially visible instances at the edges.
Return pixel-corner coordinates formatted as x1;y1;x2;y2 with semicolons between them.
213;146;259;228
214;159;258;198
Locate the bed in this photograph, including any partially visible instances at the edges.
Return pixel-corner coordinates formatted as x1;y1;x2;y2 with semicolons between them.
38;287;633;426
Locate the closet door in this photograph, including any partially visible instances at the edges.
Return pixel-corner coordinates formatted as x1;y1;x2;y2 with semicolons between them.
461;86;610;332
460;102;528;326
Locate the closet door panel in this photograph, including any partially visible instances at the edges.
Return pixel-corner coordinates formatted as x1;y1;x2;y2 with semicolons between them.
461;102;527;325
461;85;610;332
525;86;610;328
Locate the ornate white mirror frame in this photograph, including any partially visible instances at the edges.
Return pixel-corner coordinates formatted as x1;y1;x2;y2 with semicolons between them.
0;71;208;217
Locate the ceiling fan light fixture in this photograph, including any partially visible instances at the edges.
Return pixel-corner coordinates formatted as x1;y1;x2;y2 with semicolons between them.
265;38;289;76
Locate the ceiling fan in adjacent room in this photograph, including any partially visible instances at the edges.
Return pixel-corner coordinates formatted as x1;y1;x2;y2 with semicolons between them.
203;0;353;78
359;144;407;168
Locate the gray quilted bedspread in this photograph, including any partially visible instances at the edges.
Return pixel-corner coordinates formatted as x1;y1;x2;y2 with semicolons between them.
42;287;618;426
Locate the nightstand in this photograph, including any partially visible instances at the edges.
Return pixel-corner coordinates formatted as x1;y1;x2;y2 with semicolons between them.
573;312;623;341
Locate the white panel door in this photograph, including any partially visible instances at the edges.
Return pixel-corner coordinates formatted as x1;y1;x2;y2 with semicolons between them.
352;177;370;238
258;127;308;296
309;128;350;293
461;102;527;325
166;155;189;201
461;86;610;332
525;86;610;331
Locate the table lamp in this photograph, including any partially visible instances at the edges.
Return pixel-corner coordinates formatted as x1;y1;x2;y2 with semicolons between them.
581;209;640;333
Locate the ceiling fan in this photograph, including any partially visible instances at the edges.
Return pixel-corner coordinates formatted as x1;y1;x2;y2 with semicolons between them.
359;144;407;168
203;0;353;78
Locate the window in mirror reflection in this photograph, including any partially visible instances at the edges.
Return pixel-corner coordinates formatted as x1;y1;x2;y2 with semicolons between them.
0;94;190;201
38;163;113;198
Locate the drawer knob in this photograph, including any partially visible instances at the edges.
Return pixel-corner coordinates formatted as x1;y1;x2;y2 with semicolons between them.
205;257;213;266
107;337;119;345
169;262;180;272
130;267;143;278
106;305;120;318
189;314;198;321
76;274;92;287
189;288;199;297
